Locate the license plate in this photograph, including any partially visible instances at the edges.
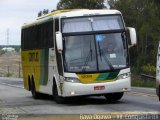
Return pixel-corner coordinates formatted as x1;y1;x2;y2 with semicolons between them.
94;86;105;90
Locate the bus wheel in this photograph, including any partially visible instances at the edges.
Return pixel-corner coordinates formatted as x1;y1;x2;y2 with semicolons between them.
52;81;64;104
31;80;39;99
104;92;124;102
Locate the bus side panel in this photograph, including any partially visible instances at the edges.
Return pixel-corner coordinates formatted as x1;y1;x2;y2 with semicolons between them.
39;49;49;86
21;50;41;91
22;51;30;90
38;48;56;95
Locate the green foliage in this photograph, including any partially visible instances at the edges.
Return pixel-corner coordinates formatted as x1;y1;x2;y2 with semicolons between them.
5;73;13;77
131;76;155;88
141;64;156;76
108;0;160;76
56;0;160;77
57;0;106;9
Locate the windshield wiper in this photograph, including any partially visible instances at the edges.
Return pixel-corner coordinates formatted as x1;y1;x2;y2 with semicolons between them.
98;41;102;61
82;40;92;72
121;32;127;49
97;41;114;70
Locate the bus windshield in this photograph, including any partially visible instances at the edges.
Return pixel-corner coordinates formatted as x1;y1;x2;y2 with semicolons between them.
62;15;124;33
63;33;128;73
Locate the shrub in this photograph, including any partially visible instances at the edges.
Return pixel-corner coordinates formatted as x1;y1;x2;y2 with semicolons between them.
141;64;156;76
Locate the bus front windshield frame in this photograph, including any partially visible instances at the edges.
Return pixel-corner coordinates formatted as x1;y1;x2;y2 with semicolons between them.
62;15;124;33
62;15;129;73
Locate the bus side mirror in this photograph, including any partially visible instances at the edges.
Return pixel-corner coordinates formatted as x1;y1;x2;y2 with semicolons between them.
56;31;63;53
126;27;137;48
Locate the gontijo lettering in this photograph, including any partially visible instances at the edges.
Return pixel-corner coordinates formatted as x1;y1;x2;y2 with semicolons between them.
28;52;39;62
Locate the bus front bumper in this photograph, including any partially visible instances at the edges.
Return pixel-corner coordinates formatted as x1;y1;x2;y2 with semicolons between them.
62;78;131;97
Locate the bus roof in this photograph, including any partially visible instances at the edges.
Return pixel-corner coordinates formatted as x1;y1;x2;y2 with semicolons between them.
38;9;121;19
22;9;121;28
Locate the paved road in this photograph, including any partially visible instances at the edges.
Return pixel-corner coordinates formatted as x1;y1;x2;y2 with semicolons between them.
0;77;160;120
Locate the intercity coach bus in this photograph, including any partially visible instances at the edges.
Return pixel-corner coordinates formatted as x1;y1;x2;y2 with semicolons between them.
21;9;137;103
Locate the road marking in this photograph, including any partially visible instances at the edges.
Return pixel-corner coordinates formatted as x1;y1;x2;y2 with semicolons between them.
0;107;26;114
0;82;24;89
127;91;157;98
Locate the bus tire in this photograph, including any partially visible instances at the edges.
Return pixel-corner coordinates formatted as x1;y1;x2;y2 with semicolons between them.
52;80;64;104
28;78;31;91
31;80;40;99
104;92;124;102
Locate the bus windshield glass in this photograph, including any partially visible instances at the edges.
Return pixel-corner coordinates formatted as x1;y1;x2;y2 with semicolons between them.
62;15;124;33
63;33;128;73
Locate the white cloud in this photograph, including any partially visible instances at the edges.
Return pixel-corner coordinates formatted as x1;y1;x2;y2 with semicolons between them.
0;0;59;45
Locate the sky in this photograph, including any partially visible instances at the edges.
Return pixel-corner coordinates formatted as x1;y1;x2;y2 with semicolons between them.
0;0;60;45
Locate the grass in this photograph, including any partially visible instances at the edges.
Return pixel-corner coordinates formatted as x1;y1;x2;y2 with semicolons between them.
131;75;156;88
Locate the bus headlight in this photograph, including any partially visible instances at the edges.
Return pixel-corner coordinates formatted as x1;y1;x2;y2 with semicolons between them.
64;77;80;83
117;72;131;80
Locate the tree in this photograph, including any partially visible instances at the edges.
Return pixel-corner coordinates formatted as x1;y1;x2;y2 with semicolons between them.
57;0;106;9
107;0;160;75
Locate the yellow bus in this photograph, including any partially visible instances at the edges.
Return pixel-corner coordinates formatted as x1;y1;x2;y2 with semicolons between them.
21;9;136;103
